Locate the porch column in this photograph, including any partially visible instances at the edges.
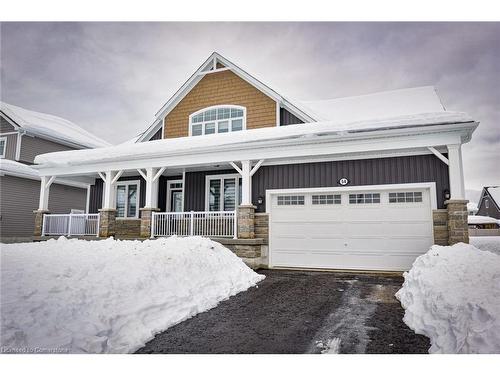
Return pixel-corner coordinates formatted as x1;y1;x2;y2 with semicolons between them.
139;167;165;237
33;175;56;237
98;170;122;238
446;144;468;245
230;160;264;239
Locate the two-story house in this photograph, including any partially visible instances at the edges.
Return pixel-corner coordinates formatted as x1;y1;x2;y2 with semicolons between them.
0;102;110;242
31;52;478;271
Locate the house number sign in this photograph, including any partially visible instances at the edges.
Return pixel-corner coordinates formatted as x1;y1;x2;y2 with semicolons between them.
338;177;349;186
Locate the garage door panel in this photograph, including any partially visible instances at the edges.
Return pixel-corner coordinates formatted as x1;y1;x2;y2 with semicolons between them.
269;188;433;271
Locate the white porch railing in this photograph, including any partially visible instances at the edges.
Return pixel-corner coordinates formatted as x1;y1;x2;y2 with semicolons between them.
152;211;237;238
42;213;100;237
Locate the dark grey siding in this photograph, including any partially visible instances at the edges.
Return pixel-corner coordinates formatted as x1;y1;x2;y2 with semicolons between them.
0;176;86;241
477;189;500;219
19;135;76;164
280;108;305;126
184;169;234;211
183;154;450;213
87;175;182;213
0;115;16;132
2;133;18;160
148;128;163;141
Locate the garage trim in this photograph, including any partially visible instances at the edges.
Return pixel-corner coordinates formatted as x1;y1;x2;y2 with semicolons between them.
265;182;437;269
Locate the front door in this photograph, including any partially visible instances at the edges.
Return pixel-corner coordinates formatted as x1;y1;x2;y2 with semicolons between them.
170;190;183;212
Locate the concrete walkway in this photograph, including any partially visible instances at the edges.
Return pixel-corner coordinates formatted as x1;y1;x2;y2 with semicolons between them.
136;269;429;354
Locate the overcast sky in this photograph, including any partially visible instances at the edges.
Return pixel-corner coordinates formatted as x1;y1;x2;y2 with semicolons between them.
1;22;498;194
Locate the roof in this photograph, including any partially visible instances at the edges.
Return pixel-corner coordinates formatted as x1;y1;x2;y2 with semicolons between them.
136;52;460;143
298;86;446;123
468;215;500;225
485;186;500;208
1;102;111;149
34;110;474;170
0;158;39;179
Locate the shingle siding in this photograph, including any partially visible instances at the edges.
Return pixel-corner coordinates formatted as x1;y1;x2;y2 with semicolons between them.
0;175;86;240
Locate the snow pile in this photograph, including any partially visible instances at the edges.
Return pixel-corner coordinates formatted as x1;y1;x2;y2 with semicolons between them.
467;201;478;214
396;243;500;353
1;237;264;353
1;101;111;148
468;215;499;225
470;236;500;255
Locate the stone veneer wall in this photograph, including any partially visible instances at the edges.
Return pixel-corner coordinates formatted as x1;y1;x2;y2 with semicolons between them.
254;213;269;243
432;209;449;246
446;199;469;245
115;219;141;238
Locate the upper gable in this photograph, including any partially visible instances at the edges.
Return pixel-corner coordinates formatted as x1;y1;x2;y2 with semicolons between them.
1;115;16;132
164;70;277;139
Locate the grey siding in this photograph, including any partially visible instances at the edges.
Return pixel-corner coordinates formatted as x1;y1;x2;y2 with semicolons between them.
19;135;76;164
477;189;500;219
2;133;18;160
184;154;450;212
148;128;163;141
280;108;305;126
0;116;16;132
0;176;86;241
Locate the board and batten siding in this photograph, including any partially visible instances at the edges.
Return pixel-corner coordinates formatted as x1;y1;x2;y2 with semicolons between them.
19;135;76;164
0;175;86;240
280;108;305;126
183;154;450;212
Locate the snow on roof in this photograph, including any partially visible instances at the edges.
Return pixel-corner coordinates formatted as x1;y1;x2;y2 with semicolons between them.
298;86;445;123
1;102;111;149
35;110;473;168
486;186;500;208
467;202;478;212
0;159;39;178
468;215;499;225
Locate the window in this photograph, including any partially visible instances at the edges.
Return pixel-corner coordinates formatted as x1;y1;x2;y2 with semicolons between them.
312;194;341;205
0;137;6;158
190;106;246;136
349;193;380;204
389;192;423;203
115;181;140;218
485;199;489;209
206;174;242;211
277;195;305;206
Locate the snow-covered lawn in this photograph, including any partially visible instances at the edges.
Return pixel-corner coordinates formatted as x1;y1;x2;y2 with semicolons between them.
396;243;500;353
1;237;264;353
470;236;500;255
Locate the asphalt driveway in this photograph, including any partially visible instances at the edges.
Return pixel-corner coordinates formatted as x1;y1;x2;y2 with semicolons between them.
136;269;429;354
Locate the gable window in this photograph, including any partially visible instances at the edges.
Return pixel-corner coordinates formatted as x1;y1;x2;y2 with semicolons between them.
206;174;242;211
485;199;489;209
190;106;246;136
115;180;140;218
0;137;6;158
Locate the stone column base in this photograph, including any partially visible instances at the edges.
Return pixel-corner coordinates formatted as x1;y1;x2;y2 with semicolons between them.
432;209;449;246
445;199;469;245
140;207;160;238
33;209;49;237
237;205;256;239
98;208;116;238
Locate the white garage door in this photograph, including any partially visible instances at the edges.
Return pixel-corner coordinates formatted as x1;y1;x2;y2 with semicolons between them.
269;186;434;271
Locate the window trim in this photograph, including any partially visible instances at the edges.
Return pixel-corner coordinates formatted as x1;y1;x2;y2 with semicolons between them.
189;105;246;137
205;173;241;212
0;137;7;158
115;180;140;219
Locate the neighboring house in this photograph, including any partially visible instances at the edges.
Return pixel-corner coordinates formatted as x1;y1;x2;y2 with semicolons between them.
467;202;478;215
468;215;500;229
32;52;478;271
0;102;110;242
477;186;500;219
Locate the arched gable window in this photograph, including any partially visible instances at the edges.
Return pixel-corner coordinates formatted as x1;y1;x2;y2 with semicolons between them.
189;105;246;136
